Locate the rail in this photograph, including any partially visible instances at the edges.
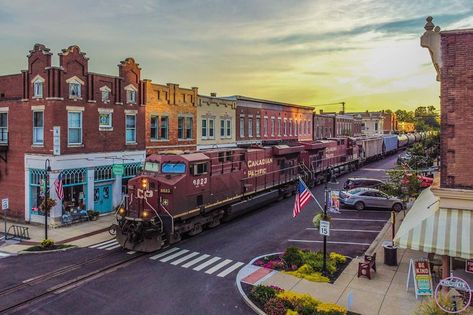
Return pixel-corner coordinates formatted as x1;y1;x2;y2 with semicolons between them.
6;225;30;240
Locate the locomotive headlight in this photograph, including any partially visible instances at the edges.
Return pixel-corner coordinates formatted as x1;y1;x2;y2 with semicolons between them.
118;207;126;216
141;178;149;190
142;209;150;219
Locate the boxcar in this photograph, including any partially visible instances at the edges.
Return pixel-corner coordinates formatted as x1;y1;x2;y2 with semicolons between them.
357;136;384;162
382;135;398;155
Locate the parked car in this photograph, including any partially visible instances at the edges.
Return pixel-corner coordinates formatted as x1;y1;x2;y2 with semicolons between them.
343;178;384;190
397;152;412;165
339;188;404;211
401;173;433;188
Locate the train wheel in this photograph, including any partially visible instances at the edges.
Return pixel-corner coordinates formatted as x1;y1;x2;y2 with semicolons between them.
169;232;181;244
207;218;221;228
188;223;203;236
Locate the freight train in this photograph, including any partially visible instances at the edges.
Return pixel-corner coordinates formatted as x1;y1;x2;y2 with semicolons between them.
113;132;428;252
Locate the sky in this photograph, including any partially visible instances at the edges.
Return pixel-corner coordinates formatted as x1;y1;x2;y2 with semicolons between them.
0;0;472;112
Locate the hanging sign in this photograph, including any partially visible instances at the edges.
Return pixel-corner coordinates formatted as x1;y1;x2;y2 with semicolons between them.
466;260;473;274
319;220;330;236
406;259;433;298
112;164;124;176
53;126;61;155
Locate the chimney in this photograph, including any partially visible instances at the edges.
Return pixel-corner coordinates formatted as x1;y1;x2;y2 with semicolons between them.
210;92;217;97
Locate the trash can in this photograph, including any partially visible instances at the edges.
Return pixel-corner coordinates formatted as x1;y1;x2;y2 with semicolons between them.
383;241;398;266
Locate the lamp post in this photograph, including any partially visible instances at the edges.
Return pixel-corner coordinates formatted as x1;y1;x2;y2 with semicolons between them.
44;159;51;240
322;168;338;275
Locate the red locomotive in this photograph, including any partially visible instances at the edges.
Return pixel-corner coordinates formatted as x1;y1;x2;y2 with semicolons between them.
114;137;361;252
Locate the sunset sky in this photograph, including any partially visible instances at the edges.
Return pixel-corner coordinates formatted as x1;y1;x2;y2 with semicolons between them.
1;0;472;112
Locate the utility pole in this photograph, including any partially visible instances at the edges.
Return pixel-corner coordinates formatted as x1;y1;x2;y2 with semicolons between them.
312;101;347;114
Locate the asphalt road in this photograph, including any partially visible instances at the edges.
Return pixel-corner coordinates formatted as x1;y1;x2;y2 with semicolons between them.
0;153;401;315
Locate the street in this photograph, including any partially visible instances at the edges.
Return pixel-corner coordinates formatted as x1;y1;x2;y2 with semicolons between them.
0;153;400;315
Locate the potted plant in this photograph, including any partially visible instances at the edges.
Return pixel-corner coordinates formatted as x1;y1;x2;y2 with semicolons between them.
312;213;332;230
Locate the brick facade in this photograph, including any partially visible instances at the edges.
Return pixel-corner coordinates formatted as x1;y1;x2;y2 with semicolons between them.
383;111;398;134
313;114;334;139
145;81;198;154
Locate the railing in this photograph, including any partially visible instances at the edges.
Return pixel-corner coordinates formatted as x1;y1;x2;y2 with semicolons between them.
6;225;30;240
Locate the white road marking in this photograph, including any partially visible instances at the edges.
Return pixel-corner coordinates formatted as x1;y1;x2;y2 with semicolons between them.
331;218;386;222
193;257;221;271
361;168;387;171
0;252;10;257
305;228;381;233
89;239;116;248
181;254;210;268
204;259;233;275
159;249;190;262
150;247;180;260
97;241;119;250
170;252;200;265
288;239;371;246
127;251;136;255
217;262;245;278
105;244;122;250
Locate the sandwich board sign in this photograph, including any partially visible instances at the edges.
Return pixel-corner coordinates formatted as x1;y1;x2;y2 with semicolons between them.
406;259;433;299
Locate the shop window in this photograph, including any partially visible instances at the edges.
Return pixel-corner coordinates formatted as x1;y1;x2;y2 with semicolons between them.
123;162;143;179
29;168;48;215
33;111;44;145
94;165;114;182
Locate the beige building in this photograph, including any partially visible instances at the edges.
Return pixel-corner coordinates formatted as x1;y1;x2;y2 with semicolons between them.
197;93;236;150
347;111;384;136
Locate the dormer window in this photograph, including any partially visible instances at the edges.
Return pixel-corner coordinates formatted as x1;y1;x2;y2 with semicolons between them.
31;75;45;99
100;86;111;103
66;76;84;99
124;84;138;104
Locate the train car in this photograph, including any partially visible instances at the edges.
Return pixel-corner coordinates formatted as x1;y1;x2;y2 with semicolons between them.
406;133;416;145
382;135;398;155
397;134;408;148
414;133;422;142
356;136;384;162
114;146;303;251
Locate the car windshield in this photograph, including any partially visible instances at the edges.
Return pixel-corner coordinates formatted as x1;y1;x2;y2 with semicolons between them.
162;163;186;174
347;188;365;194
144;162;160;172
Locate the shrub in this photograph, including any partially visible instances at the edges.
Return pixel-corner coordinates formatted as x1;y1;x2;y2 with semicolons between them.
277;291;321;314
284;265;330;283
414;295;454;315
263;297;287;315
315;302;348;315
286;310;298;315
250;285;282;306
282;247;304;268
40;239;55;248
329;252;347;264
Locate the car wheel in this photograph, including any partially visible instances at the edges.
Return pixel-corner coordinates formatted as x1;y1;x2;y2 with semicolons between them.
393;203;402;212
354;201;365;211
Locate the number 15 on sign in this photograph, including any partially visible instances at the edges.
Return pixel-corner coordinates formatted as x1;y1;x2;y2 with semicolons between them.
320;220;330;236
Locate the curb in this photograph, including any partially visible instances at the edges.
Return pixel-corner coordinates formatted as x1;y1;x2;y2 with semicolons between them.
236;252;282;315
19;245;78;255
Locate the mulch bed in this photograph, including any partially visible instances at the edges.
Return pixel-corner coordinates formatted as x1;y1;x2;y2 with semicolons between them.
23;244;75;252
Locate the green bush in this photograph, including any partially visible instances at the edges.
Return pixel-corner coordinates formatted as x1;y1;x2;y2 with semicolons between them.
40;239;55;248
263;297;287;315
329;252;347;264
250;285;281;306
277;291;321;315
315;302;348;315
282;247;305;268
285;310;298;315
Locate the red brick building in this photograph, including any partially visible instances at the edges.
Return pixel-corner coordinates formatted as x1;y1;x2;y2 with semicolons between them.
0;44;145;223
383;111;398;134
313;114;334;139
227;96;313;145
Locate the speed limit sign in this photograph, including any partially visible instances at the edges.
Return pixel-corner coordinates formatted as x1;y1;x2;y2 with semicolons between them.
320;220;330;236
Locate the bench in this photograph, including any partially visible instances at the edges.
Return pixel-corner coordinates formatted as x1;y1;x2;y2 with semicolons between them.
357;253;377;279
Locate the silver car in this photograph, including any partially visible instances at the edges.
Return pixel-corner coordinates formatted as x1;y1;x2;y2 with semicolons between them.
339;188;404;211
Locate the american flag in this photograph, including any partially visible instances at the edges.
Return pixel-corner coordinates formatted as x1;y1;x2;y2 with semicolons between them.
293;179;314;217
54;173;64;201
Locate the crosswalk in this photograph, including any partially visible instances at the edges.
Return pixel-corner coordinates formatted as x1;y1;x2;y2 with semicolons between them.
88;240;245;278
0;251;11;259
150;247;244;278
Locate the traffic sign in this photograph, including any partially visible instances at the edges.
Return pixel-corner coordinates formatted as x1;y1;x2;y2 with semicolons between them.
320;220;330;236
2;198;8;210
112;164;124;176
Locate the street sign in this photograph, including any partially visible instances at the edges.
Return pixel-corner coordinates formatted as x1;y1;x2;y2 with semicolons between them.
1;198;8;210
320;220;330;236
112;164;124;176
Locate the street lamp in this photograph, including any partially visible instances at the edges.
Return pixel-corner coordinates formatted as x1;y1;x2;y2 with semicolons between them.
44;159;51;240
323;168;338;275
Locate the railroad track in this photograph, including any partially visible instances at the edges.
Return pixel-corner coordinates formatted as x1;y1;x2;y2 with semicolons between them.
0;251;149;314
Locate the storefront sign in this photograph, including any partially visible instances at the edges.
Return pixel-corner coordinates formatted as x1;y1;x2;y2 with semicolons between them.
320;220;330;236
53;126;60;156
112;164;124;176
406;259;433;298
466;260;473;274
434;276;472;313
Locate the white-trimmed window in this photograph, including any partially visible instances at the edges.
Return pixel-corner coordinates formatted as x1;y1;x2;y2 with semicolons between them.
185;117;193;139
126;114;136;143
284;119;287;136
294;120;297;136
271;117;275;136
201;117;214;139
178;115;193;140
201;118;207;139
226;119;231;138
100;86;111;103
151;115;159;140
248;118;253;137
278;118;281;136
0;112;8;144
256;117;260;137
33;111;44;145
151;115;169;140
99;113;112;129
125;84;138;104
239;117;245;138
68;111;82;145
32;75;44;98
220;119;225;138
208;118;214;139
264;117;268;136
289;119;292;136
66;76;84;99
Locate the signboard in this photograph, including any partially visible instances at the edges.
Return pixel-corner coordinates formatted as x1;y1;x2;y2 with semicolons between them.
320;220;330;236
406;259;433;298
53;126;61;156
466;260;473;274
112;164;124;176
1;198;8;210
435;276;472;313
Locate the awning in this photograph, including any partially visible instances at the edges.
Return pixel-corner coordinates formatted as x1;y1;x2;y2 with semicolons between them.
394;188;473;259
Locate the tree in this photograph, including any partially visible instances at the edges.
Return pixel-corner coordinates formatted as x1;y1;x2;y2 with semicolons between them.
395;109;415;122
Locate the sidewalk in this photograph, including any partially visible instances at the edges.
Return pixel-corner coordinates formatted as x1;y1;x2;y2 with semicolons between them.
237;211;429;315
0;214;116;254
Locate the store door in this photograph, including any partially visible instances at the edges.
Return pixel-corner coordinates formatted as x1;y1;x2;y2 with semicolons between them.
94;184;113;213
